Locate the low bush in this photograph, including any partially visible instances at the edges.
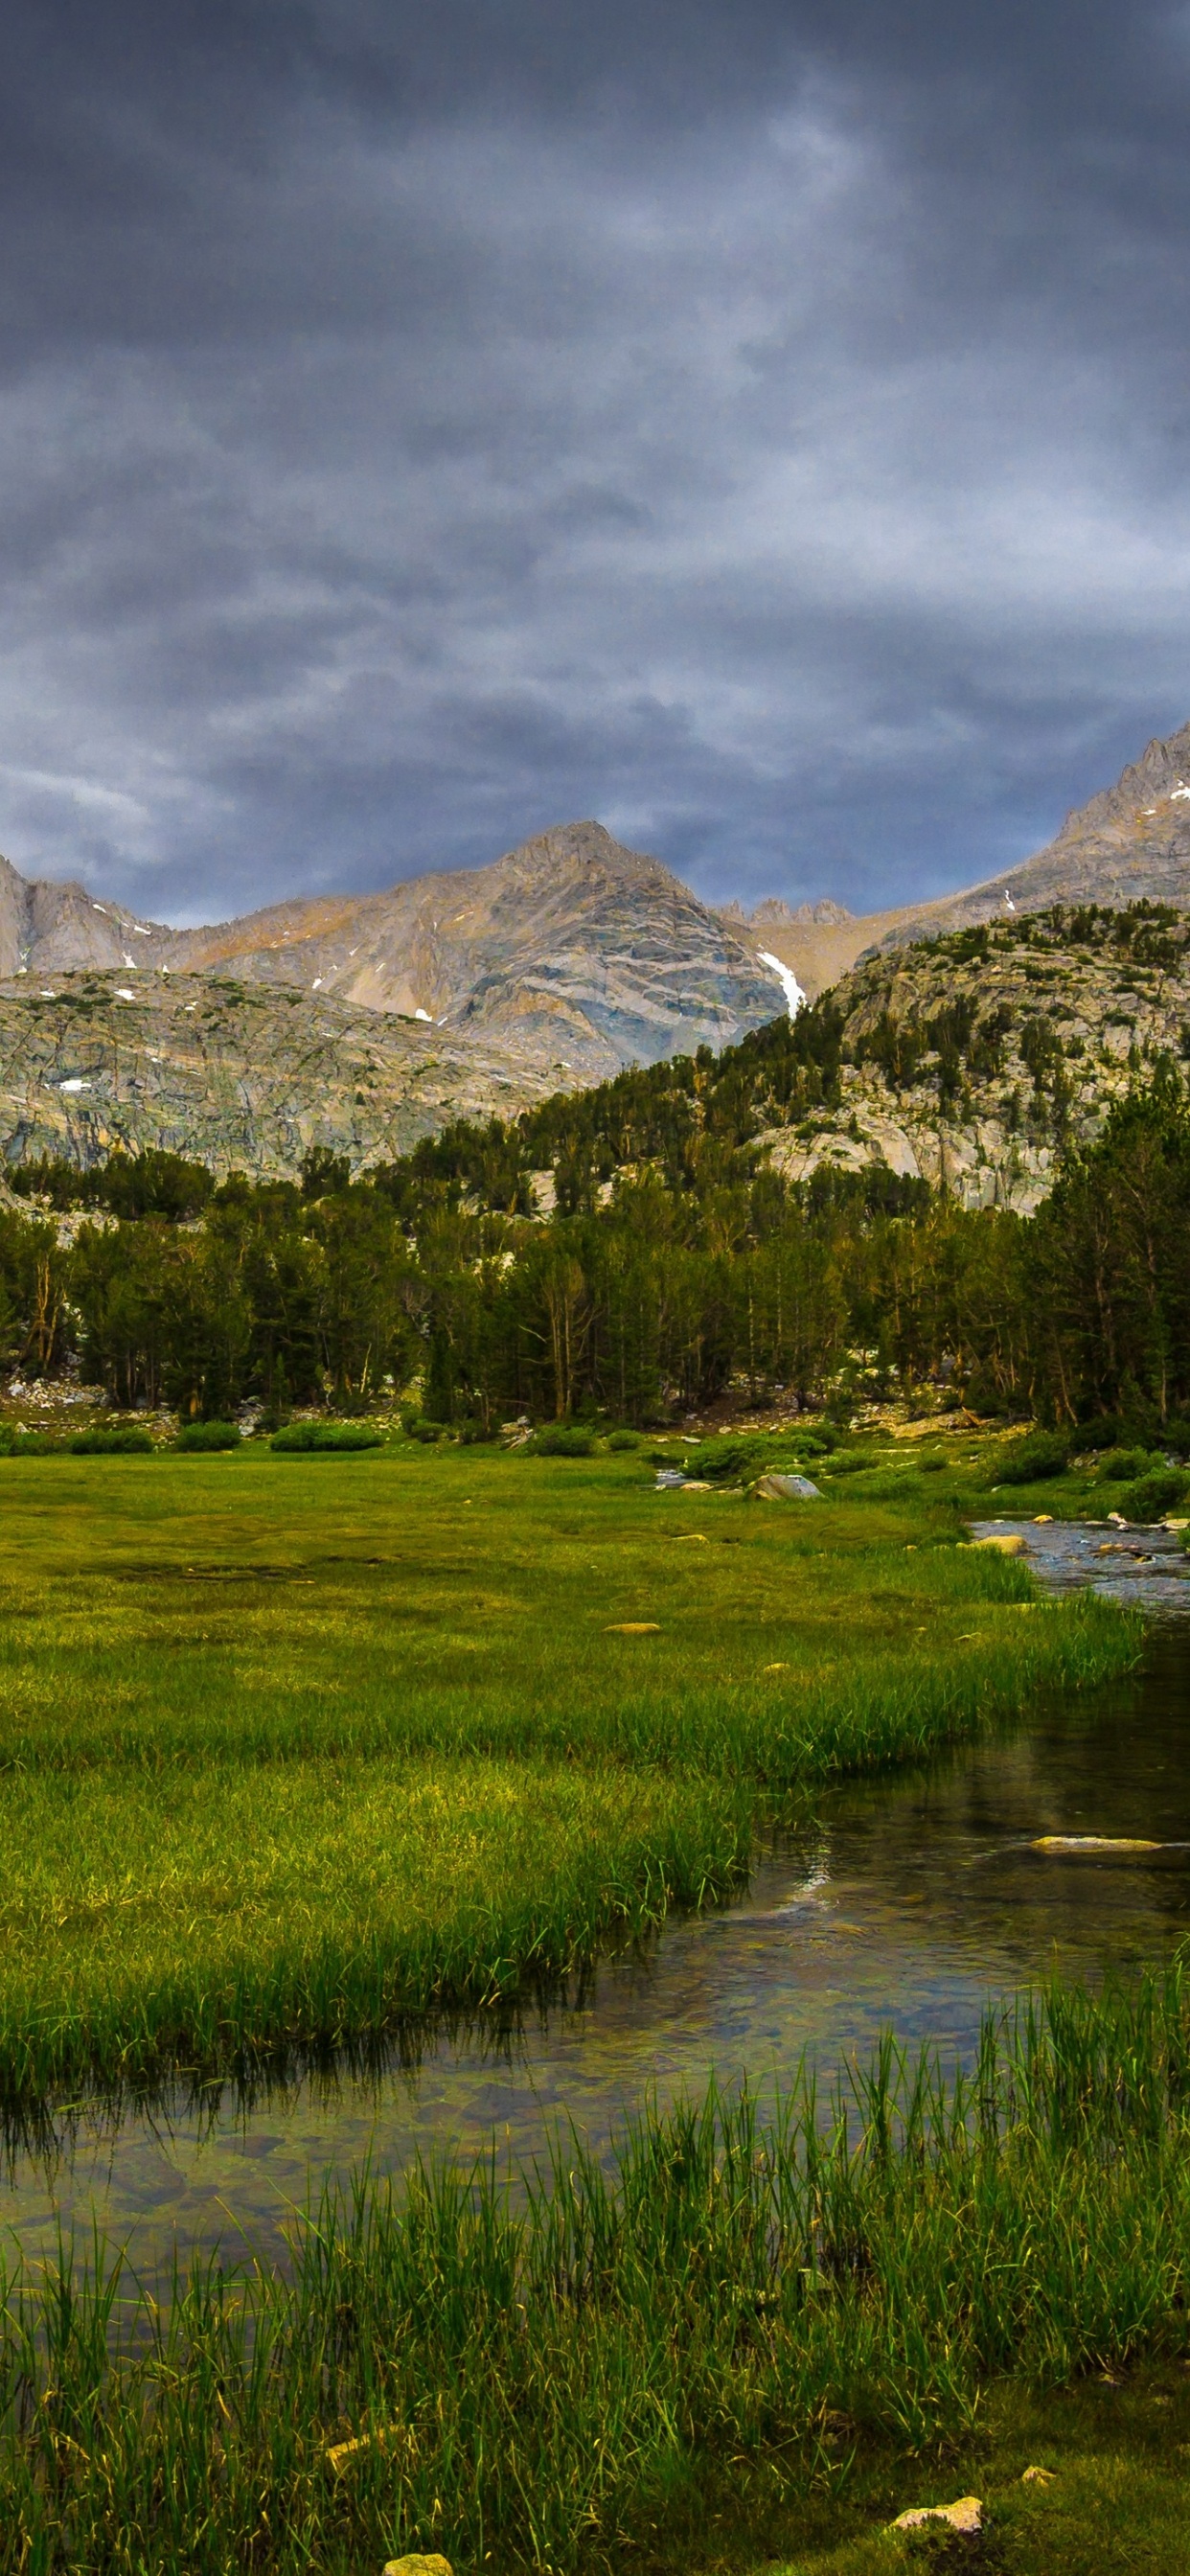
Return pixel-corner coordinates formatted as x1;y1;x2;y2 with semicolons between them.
270;1423;384;1454
821;1448;883;1476
606;1428;640;1451
679;1436;765;1484
919;1450;949;1471
1098;1446;1166;1483
400;1414;445;1443
995;1430;1070;1484
174;1420;241;1453
528;1424;595;1458
1117;1468;1189;1523
68;1425;153;1455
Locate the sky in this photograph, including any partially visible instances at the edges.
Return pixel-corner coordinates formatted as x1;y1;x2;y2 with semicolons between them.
2;0;1189;927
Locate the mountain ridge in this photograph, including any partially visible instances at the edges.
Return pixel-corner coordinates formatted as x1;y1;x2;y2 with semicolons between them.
2;718;1190;1177
0;821;788;1089
747;719;1190;998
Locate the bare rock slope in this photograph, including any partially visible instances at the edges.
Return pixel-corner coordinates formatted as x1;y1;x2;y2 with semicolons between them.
761;905;1190;1214
166;822;786;1075
741;720;1190;999
0;975;564;1178
0;823;792;1173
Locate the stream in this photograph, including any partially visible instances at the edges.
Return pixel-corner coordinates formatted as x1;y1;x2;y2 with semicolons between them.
4;1518;1190;2281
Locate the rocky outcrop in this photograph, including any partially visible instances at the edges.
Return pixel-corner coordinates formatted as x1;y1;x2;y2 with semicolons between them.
756;906;1190;1213
0;974;563;1175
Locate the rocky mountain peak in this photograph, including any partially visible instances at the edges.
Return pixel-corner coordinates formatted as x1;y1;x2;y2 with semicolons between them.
1050;718;1190;845
495;820;669;887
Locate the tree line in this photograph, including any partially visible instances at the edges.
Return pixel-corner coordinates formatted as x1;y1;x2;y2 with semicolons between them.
0;1048;1188;1434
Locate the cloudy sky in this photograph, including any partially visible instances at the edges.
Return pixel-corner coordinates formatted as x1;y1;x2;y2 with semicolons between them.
2;0;1189;924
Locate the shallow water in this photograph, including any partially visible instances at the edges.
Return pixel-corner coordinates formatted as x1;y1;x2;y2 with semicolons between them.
4;1520;1190;2282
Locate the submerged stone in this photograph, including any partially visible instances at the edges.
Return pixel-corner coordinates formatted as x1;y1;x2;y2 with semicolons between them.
1031;1833;1161;1853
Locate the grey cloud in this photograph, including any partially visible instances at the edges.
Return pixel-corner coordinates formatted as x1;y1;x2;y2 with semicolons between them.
0;1;1188;921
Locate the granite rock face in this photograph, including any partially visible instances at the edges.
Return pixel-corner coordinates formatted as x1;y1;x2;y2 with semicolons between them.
878;718;1190;941
0;823;793;1173
172;822;787;1076
758;912;1190;1213
0;974;564;1177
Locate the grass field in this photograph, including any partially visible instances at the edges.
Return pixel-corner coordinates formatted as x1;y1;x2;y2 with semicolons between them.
0;1435;1134;2100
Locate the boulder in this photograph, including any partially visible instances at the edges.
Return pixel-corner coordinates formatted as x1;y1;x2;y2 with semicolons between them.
754;1472;822;1501
890;2496;982;2536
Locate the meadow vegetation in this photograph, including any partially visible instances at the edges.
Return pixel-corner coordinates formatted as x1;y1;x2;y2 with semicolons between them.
0;1438;1133;2103
5;1966;1190;2572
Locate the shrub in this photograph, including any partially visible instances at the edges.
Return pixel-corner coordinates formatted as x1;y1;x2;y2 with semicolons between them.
606;1428;640;1451
270;1423;384;1454
174;1420;241;1453
919;1451;949;1472
822;1449;883;1476
996;1431;1070;1485
400;1414;446;1443
679;1437;763;1484
1097;1446;1165;1483
68;1426;153;1456
0;1426;53;1458
527;1425;594;1458
1117;1468;1189;1523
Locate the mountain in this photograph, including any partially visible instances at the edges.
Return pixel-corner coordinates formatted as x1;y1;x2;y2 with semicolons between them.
0;824;790;1176
741;719;1190;999
0;823;788;1088
3;719;1190;1180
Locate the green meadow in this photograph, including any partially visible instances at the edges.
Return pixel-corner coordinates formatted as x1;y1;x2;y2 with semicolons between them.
0;1432;1133;2101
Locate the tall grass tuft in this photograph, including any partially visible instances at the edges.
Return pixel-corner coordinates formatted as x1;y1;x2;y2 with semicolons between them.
5;1965;1190;2571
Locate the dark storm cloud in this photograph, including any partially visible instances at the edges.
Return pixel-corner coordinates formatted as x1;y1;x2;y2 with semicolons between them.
1;0;1189;921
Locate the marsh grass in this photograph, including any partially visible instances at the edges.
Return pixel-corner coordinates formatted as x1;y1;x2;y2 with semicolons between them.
0;1760;747;2100
0;1448;1136;2097
4;1966;1190;2573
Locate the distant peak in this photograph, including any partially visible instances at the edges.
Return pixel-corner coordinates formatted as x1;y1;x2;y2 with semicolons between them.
748;896;855;928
